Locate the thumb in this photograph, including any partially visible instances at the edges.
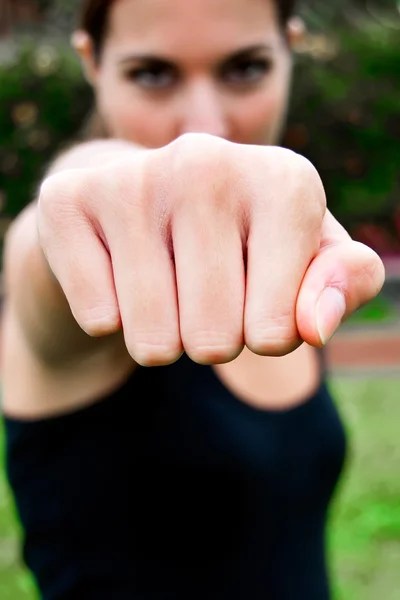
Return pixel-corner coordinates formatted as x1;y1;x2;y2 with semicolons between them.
296;240;385;347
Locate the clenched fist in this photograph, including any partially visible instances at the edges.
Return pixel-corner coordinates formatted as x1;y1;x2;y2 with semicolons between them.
38;133;385;366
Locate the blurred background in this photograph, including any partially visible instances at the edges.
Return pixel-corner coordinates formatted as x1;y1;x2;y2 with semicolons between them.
0;1;399;599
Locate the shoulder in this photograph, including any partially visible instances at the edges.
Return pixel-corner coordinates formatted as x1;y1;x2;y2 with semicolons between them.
1;306;136;420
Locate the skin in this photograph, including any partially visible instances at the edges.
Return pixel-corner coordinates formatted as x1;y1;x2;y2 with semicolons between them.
74;0;321;408
77;0;294;147
1;0;384;419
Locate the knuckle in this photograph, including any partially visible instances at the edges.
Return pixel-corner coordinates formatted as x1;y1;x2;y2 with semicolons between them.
269;150;326;227
293;153;326;215
104;159;140;198
105;153;166;225
38;174;76;237
172;131;224;153
169;133;229;179
37;171;98;255
38;172;65;215
353;241;386;300
39;170;89;218
166;134;233;214
369;253;386;295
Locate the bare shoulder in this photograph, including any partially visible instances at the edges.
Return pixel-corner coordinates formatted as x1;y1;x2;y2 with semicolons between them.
212;344;321;411
1;300;136;419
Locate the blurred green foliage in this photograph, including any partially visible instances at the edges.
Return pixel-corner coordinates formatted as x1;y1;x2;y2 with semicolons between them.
0;19;399;254
0;39;92;218
284;24;400;246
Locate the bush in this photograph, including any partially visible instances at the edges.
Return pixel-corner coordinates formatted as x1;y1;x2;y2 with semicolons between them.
284;24;400;252
0;38;92;219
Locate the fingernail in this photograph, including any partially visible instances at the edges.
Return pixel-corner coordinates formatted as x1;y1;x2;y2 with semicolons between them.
316;287;346;345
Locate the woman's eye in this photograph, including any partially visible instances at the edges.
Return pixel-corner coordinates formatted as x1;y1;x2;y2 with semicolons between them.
222;59;272;85
125;66;177;90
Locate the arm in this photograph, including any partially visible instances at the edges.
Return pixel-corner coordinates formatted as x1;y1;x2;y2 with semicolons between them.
1;140;144;419
1;134;384;418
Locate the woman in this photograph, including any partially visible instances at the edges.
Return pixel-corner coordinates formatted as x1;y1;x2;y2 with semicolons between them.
2;0;384;598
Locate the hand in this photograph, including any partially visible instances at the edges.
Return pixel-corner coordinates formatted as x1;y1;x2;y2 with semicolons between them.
38;133;385;365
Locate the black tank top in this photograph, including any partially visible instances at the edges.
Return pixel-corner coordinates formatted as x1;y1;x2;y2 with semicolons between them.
5;353;347;600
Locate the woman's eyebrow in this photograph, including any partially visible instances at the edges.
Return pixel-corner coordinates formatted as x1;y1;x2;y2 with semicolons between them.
223;44;273;63
118;55;175;67
117;44;273;67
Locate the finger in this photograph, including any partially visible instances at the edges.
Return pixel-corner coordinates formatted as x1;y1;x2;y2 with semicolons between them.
38;175;121;336
244;190;323;357
172;192;245;365
296;211;386;346
104;209;183;367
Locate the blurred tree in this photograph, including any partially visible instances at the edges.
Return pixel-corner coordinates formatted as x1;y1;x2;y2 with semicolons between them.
284;21;400;255
0;40;92;224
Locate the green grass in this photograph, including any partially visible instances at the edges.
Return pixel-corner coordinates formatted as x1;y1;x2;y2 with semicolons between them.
0;377;399;599
0;431;37;600
328;377;400;600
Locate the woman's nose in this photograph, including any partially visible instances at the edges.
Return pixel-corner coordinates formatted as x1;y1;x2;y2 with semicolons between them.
178;80;230;140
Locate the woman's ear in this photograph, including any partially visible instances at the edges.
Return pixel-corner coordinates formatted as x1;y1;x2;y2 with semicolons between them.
286;16;307;50
71;30;99;86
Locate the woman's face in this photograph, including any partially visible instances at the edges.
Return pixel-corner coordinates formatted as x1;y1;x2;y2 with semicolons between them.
79;0;294;148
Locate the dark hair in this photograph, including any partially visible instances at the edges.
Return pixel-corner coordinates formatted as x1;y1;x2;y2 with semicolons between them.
80;0;297;58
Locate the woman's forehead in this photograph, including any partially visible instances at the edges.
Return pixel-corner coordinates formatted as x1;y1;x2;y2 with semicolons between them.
106;0;281;56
